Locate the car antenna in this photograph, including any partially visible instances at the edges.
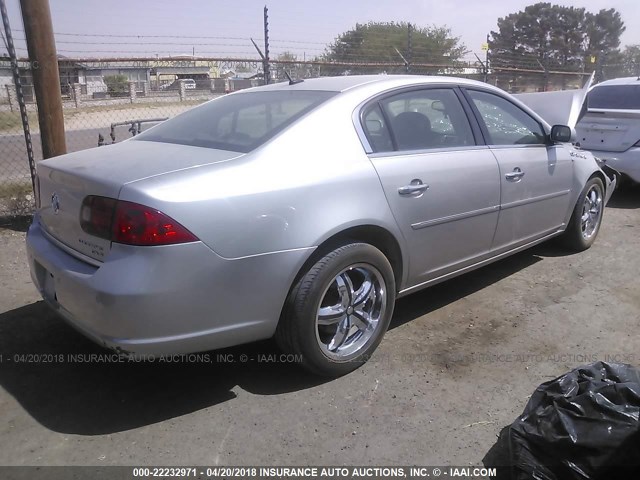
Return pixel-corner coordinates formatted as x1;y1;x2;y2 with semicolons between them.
251;38;303;86
282;68;304;86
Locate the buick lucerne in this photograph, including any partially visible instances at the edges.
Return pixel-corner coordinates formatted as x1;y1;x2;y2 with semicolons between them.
26;75;615;376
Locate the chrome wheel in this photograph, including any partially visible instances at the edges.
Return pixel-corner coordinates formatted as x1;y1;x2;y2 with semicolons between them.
315;264;386;361
581;184;603;239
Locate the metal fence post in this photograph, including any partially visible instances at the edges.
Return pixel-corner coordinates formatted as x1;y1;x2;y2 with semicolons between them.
263;6;270;84
1;0;38;210
5;83;17;112
73;82;82;108
178;79;186;101
128;81;136;103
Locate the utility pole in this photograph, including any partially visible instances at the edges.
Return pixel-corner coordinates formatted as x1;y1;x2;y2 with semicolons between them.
474;53;488;83
594;51;604;84
476;34;491;84
19;0;66;158
536;58;549;92
263;5;271;85
485;34;490;84
407;23;412;73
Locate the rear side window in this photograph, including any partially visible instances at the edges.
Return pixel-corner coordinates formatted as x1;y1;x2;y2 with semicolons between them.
362;104;394;152
137;90;337;152
587;85;640;110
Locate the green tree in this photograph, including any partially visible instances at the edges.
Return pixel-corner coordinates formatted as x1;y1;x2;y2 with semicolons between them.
620;45;640;76
104;74;129;95
584;9;626;58
584;8;626;80
489;3;625;72
323;21;465;74
550;6;586;70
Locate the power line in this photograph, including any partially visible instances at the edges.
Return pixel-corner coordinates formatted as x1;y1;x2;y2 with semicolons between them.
11;28;255;41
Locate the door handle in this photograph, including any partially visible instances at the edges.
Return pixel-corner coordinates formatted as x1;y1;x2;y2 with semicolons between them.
505;168;525;181
398;180;429;196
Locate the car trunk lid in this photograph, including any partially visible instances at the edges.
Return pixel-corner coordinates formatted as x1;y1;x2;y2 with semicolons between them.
36;140;242;262
576;111;640;153
513;72;594;128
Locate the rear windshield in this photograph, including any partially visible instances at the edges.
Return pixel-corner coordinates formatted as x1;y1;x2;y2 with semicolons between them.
136;90;337;152
587;85;640;110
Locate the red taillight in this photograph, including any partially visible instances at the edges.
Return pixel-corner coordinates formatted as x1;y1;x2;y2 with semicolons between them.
112;201;198;246
80;196;198;246
80;196;117;239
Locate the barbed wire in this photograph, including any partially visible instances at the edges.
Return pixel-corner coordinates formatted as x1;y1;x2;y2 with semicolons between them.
1;28;602;70
2;27;624;74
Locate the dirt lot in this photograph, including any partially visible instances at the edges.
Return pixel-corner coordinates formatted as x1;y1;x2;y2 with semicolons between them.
0;185;639;467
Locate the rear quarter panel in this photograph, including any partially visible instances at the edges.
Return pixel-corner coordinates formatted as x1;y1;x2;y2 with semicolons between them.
119;97;406;266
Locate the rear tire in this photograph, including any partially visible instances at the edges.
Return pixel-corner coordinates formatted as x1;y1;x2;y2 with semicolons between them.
562;177;605;251
276;242;396;377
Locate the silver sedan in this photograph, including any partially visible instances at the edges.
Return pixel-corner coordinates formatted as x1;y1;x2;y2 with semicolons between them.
26;75;615;376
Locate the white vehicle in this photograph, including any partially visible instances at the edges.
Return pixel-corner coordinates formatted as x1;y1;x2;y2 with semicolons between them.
575;77;640;183
160;79;197;91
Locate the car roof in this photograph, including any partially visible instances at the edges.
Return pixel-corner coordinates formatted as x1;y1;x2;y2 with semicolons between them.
250;74;498;93
592;76;640;87
227;74;551;130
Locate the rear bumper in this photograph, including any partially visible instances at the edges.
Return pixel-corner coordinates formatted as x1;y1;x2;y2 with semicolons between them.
599;165;618;205
591;148;640;183
26;218;311;355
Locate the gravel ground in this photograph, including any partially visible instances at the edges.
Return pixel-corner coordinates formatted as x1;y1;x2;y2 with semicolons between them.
0;185;639;467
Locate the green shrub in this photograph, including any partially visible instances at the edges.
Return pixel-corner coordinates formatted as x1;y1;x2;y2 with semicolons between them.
104;75;129;95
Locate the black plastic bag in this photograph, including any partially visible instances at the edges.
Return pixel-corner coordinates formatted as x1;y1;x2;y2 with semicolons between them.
484;362;640;479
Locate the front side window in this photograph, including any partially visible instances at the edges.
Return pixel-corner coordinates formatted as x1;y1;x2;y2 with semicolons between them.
380;88;475;151
467;90;546;146
137;90;337;153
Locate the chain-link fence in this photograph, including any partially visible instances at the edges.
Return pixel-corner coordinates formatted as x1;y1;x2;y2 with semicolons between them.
0;58;36;218
1;59;233;218
0;55;630;218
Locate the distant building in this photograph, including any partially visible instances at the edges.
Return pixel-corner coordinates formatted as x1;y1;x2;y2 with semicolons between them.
151;65;211;89
0;58;35;101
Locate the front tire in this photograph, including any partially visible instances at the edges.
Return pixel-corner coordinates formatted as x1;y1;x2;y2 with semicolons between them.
276;242;396;376
562;177;605;251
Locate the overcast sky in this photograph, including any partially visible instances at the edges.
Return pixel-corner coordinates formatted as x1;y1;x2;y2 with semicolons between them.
3;0;639;60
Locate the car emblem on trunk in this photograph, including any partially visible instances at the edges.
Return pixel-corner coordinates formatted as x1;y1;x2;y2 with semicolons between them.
51;193;60;214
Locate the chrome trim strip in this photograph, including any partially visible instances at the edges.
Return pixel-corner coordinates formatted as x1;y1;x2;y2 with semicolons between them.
39;223;103;268
488;144;548;150
369;145;491;159
397;228;564;298
222;246;316;261
500;189;571;211
587;108;640;115
411;205;499;230
409;190;570;231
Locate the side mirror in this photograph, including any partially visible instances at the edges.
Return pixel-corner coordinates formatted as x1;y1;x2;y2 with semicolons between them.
550;124;575;143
